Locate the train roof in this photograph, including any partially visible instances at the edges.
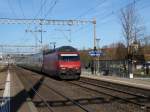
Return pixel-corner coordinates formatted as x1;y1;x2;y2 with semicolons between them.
43;46;78;55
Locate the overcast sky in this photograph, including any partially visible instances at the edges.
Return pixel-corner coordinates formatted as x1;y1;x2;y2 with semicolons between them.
0;0;150;50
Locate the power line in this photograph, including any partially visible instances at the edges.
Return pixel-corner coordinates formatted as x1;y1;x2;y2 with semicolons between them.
18;0;25;18
73;1;113;33
74;0;141;33
73;12;114;33
138;0;150;10
31;0;35;13
34;0;47;19
72;1;108;33
55;29;72;43
41;0;44;18
26;0;47;46
44;0;59;18
97;0;140;19
25;28;46;45
28;0;48;47
76;0;107;19
7;0;18;18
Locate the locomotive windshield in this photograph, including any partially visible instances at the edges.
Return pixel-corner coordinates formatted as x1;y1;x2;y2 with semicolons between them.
57;46;77;52
59;54;80;61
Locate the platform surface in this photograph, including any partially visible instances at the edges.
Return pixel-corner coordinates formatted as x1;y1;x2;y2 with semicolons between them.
81;71;150;90
0;65;38;112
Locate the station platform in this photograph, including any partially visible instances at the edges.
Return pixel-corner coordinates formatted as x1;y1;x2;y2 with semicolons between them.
0;65;37;112
81;71;150;90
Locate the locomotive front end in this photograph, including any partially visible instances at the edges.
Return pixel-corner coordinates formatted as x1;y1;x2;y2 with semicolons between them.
58;53;81;79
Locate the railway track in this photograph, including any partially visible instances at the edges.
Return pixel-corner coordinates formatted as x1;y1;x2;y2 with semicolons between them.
15;68;54;112
81;77;150;96
16;67;93;112
15;66;150;112
65;79;150;111
39;80;93;112
78;79;150;99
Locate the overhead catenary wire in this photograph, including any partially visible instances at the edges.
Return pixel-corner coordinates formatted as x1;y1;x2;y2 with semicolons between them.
26;0;47;48
95;0;142;30
76;0;107;19
41;0;43;18
3;0;145;48
7;0;32;52
18;0;25;18
31;0;35;13
44;0;59;18
7;0;18;18
74;0;141;33
73;11;114;33
138;0;150;10
34;0;47;19
55;29;72;43
95;0;141;20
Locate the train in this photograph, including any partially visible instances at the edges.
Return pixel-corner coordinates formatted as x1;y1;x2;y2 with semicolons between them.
17;46;81;80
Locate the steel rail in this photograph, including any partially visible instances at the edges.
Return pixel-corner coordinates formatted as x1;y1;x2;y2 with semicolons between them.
66;81;150;111
38;80;93;112
17;67;93;112
79;80;150;99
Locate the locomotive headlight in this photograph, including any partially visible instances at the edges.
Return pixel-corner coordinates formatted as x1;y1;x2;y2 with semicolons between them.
75;67;81;73
75;67;80;70
60;67;66;70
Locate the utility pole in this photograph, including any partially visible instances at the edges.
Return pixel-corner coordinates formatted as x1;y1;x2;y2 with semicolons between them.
26;28;46;44
96;38;100;73
50;42;56;49
25;28;46;52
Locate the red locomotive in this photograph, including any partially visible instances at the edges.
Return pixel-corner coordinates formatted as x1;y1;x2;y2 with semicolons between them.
18;46;81;80
42;46;81;79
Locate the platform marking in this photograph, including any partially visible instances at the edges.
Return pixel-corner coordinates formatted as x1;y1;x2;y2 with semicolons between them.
0;69;11;112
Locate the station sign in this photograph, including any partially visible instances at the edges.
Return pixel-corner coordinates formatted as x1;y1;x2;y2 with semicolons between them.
88;50;103;57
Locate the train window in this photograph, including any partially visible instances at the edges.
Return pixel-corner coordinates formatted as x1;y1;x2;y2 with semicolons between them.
59;54;80;61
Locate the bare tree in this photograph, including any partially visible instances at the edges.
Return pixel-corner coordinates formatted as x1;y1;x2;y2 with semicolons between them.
120;4;144;51
120;4;145;77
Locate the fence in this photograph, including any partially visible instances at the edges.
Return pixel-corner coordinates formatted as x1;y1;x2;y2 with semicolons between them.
97;60;128;77
84;60;150;78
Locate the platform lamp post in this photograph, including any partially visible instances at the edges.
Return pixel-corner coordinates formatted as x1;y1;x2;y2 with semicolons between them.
96;38;100;73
